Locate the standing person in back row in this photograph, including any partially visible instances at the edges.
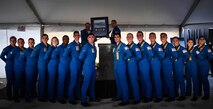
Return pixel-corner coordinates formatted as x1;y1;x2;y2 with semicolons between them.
0;36;17;100
81;23;91;46
137;31;153;103
195;36;213;100
172;37;189;101
149;32;164;103
110;20;121;44
31;34;50;102
160;33;178;102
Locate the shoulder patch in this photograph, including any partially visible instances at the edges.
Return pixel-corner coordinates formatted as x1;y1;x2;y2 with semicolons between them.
182;49;187;53
10;51;13;54
172;48;176;52
158;48;163;51
124;46;129;50
196;50;200;54
208;49;212;53
147;46;152;50
135;48;140;51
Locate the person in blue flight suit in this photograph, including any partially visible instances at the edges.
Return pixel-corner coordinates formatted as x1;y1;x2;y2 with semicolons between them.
137;31;153;103
64;31;82;104
172;37;189;101
160;33;178;102
44;37;59;102
195;36;213;100
149;32;164;102
0;36;16;100
7;38;26;102
54;35;70;103
113;33;132;106
79;33;100;107
81;23;91;46
19;38;37;102
110;20;121;44
185;39;202;101
126;33;141;104
31;34;50;102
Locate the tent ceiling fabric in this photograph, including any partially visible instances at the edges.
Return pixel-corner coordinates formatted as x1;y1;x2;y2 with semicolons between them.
186;0;213;24
0;0;212;26
0;0;38;23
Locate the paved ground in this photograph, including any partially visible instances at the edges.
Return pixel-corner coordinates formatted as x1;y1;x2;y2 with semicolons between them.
0;77;213;109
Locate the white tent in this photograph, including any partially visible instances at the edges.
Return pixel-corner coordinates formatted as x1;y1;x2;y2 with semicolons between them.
0;0;213;78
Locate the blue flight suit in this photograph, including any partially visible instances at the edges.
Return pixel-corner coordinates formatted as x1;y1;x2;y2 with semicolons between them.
110;26;121;44
44;46;57;100
126;42;141;102
0;45;16;98
79;43;97;103
31;42;50;99
20;47;37;99
150;42;164;99
173;45;189;97
161;42;178;98
8;47;26;99
195;45;213;97
81;29;90;46
64;40;82;101
138;40;153;99
57;43;70;100
185;47;202;97
113;42;132;102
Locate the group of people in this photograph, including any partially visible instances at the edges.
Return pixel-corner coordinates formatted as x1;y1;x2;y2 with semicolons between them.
112;32;213;106
0;20;213;107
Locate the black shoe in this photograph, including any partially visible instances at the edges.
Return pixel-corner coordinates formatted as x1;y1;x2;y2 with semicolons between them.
112;97;120;101
25;98;32;102
90;98;101;102
191;96;198;101
58;99;67;104
118;101;129;106
81;102;90;107
7;97;13;101
49;99;56;103
153;98;162;103
69;100;78;105
14;98;20;102
176;96;185;101
186;93;191;96
142;98;152;103
201;96;209;100
165;97;175;102
132;100;140;104
38;98;48;102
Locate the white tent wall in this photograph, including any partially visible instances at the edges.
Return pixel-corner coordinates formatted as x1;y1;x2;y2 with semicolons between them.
0;25;41;78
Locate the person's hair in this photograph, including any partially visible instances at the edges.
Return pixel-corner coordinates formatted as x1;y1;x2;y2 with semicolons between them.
42;34;48;38
85;22;90;25
127;33;133;37
173;36;179;40
28;38;35;42
62;35;69;40
51;37;59;45
149;32;156;36
10;36;16;41
73;31;79;35
114;33;121;37
198;36;205;40
87;32;95;37
187;38;194;42
160;33;167;37
137;31;144;36
18;38;24;42
111;20;117;24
